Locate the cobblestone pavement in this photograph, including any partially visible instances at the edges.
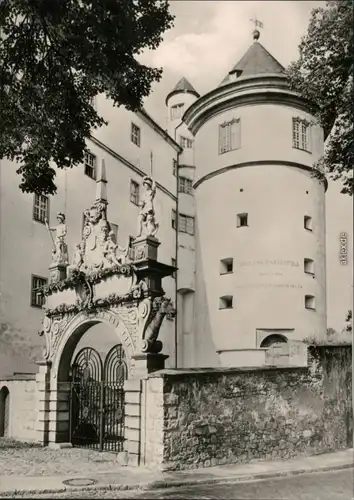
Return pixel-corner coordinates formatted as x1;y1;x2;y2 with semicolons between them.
16;470;353;499
0;442;120;476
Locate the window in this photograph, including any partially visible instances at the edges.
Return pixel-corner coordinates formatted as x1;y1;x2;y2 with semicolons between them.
33;194;49;223
292;118;311;152
179;213;195;235
131;123;141;147
31;275;47;308
219;118;241;154
305;295;316;310
130;180;140;205
304;215;312;231
171;103;184;120
171;258;177;279
219;295;233;310
172;209;177;230
84;151;97;179
220;258;233;275
237;213;248;227
109;222;119;241
173;159;177;177
178;176;193;194
304;258;315;275
179;136;194;149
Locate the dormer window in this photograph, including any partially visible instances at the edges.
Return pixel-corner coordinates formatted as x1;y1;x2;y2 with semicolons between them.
229;70;243;81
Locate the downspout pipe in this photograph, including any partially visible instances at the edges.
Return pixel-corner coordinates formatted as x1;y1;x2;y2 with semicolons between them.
174;121;183;369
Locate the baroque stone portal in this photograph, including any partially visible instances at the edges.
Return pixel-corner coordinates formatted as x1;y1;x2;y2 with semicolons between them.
38;160;176;378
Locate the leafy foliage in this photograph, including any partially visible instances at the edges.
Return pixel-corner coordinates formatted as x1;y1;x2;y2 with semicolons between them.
286;0;353;195
344;309;352;333
0;0;174;194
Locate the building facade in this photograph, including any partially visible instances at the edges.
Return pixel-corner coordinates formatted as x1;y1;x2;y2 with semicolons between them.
0;32;327;374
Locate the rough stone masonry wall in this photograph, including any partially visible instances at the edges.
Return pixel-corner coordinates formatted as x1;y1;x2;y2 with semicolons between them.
146;345;352;471
0;375;37;441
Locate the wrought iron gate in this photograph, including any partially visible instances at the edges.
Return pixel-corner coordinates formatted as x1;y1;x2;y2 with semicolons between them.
69;344;127;452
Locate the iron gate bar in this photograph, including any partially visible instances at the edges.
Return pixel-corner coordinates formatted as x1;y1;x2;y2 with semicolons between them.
69;344;127;452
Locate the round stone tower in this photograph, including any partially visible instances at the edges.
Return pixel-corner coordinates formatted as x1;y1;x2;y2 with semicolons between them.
183;32;327;367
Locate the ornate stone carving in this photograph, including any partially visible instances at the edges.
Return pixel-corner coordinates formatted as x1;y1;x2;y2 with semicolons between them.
140;296;176;353
38;312;76;361
137;176;159;238
45;213;69;265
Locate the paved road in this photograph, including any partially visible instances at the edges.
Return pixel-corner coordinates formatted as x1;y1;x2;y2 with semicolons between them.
24;469;353;499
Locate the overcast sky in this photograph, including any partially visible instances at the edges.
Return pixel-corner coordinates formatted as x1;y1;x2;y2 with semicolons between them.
140;0;352;332
140;0;326;126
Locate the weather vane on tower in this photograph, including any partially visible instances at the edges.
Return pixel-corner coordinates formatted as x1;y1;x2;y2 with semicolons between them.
250;16;264;40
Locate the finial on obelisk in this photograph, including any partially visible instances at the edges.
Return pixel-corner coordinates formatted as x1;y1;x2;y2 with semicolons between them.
250;16;263;41
95;158;107;204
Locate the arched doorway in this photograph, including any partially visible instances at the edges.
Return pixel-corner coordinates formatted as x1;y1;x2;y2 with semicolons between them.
260;334;288;348
0;386;10;437
69;343;127;451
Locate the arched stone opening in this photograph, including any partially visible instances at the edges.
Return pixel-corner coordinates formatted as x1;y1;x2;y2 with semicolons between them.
260;334;288;348
0;386;10;437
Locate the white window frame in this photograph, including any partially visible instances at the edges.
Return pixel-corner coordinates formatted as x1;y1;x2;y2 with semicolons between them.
178;176;193;194
179;136;194;149
31;275;47;308
130;180;140;205
33;194;49;224
171;103;184;120
131;123;141;147
292;117;311;152
178;213;195;235
219;118;241;154
84;151;97;180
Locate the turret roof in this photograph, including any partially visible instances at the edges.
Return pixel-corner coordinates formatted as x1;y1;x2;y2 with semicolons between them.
219;40;285;87
166;76;200;105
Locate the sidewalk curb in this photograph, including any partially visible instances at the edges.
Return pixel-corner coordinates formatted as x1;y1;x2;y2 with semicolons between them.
1;461;353;497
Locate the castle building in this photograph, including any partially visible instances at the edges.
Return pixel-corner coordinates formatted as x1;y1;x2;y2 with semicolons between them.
0;31;327;375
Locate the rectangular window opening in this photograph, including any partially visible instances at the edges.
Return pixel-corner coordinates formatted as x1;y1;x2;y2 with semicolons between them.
220;258;233;275
178;176;193;194
171;258;177;279
131;123;141;147
179;136;194;149
31;275;47;308
237;213;248;227
130;180;140;205
84;151;97;180
292;118;311;152
219;118;241;154
173;159;177;177
171;103;184;120
33;194;49;223
172;209;177;230
219;295;233;310
304;258;315;275
304;215;313;231
305;295;316;310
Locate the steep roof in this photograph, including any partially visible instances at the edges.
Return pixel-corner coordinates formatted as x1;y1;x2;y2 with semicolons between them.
166;76;200;105
219;41;285;87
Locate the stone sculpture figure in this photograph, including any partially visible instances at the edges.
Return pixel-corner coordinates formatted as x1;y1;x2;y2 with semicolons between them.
103;231;127;267
143;212;159;237
137;176;157;238
71;243;84;270
45;213;69;265
141;296;176;353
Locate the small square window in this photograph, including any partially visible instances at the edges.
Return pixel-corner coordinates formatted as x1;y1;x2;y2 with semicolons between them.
305;295;315;310
220;258;233;275
171;258;177;279
179;136;194;149
33;194;49;223
304;216;312;231
31;275;47;308
304;258;315;275
131;123;141;147
130;180;140;205
84;151;97;180
237;213;248;227
178;176;193;194
219;295;233;309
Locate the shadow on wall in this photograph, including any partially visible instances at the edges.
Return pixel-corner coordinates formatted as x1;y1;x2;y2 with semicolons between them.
193;223;219;368
0;321;39;376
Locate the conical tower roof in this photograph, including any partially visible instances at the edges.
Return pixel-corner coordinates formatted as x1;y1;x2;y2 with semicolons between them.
166;76;200;105
219;39;285;87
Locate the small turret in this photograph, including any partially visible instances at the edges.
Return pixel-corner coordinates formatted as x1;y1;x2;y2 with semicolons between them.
165;77;200;139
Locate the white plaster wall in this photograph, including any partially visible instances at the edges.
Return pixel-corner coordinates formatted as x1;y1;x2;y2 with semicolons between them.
0;379;37;441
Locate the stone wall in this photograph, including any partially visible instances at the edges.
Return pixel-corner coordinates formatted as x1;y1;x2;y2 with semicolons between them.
0;375;37;441
144;345;352;470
